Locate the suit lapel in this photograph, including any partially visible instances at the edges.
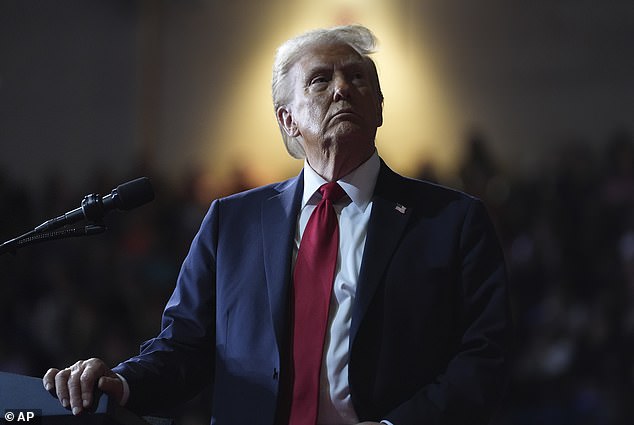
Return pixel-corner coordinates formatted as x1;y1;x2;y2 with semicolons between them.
261;173;303;351
350;163;412;346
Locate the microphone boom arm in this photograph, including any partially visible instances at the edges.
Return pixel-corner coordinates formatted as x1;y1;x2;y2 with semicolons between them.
0;224;107;256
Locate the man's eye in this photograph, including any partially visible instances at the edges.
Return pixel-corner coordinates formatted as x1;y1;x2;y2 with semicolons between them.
310;76;328;85
352;72;367;82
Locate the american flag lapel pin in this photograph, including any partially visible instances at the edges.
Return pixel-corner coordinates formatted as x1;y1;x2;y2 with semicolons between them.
395;204;407;214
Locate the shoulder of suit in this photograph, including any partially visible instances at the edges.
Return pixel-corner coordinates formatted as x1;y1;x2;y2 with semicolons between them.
216;174;299;204
381;166;479;207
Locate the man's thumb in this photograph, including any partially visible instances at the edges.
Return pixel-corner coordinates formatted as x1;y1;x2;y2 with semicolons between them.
97;376;124;403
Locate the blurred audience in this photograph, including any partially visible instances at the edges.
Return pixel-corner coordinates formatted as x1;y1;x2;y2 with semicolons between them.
1;128;632;424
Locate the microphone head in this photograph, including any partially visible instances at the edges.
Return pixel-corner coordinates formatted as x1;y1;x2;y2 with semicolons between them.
114;177;155;210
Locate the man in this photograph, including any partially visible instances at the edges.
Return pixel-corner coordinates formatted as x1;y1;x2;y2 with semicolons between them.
44;25;511;424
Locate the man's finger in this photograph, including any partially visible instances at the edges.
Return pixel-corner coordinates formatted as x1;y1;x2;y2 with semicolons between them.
79;361;104;408
67;365;85;415
54;368;71;408
42;368;59;392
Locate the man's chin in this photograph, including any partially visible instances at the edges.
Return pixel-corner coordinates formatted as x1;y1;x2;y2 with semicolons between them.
329;120;365;137
329;130;375;153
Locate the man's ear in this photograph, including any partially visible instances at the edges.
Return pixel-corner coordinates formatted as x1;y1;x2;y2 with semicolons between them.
375;99;384;128
276;106;300;137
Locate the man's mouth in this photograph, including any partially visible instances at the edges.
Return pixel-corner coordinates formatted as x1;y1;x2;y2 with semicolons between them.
331;109;358;120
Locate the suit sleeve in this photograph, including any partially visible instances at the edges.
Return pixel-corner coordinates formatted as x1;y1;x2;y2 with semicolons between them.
111;200;220;414
385;199;512;425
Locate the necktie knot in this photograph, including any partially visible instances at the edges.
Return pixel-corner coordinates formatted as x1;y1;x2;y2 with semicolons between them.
319;182;345;203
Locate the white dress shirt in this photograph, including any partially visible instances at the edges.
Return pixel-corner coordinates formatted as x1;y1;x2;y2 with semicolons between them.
295;152;380;425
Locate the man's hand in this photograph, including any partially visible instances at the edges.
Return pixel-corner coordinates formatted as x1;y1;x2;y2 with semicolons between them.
42;358;123;415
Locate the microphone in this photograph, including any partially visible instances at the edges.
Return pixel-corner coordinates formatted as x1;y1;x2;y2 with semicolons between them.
34;177;155;233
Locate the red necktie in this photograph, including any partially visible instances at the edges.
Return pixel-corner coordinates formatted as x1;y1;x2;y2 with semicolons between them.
289;182;345;425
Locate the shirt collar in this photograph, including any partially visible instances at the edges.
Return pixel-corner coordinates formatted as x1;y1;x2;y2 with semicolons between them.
302;151;380;213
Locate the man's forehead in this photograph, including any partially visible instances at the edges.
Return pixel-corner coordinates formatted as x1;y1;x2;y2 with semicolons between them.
294;42;366;73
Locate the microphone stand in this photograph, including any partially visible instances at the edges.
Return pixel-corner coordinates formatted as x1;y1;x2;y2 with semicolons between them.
0;224;107;256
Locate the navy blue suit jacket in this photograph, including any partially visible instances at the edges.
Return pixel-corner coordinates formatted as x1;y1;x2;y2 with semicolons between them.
113;160;512;425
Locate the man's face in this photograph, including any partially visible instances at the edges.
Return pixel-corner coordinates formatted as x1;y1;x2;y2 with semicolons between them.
278;43;383;164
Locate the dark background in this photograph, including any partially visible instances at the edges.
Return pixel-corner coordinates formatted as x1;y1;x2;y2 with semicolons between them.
1;1;633;424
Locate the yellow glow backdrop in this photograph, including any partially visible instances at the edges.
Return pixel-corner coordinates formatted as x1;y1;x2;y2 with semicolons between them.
205;0;460;185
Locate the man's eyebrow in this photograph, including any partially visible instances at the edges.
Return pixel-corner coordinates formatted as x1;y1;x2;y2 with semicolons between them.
305;61;366;76
305;65;332;77
340;60;371;76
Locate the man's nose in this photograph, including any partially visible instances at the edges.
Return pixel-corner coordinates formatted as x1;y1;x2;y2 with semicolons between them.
332;76;350;101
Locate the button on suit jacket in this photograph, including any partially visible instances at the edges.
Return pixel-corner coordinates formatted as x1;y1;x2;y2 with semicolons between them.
113;160;512;425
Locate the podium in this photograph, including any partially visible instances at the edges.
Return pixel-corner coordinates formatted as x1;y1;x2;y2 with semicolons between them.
0;371;150;424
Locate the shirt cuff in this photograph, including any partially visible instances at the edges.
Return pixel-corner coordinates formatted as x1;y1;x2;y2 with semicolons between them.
115;373;130;406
